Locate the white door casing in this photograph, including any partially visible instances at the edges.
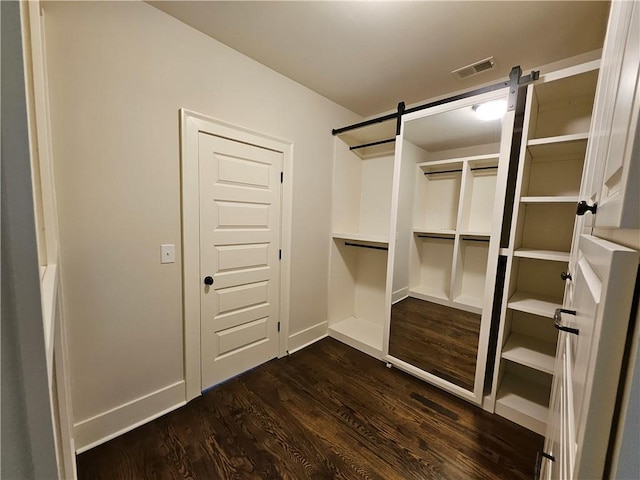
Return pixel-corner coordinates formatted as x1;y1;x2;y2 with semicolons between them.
199;133;281;389
541;235;638;479
181;110;293;401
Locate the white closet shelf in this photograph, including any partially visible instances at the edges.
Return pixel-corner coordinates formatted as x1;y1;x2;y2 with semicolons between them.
507;291;562;318
520;196;579;204
527;132;589;148
527;136;588;159
328;316;383;359
513;248;570;262
502;333;556;374
332;232;389;244
413;228;456;236
454;294;483;310
409;288;483;315
417;153;499;167
459;231;491;238
410;285;449;302
495;372;551;436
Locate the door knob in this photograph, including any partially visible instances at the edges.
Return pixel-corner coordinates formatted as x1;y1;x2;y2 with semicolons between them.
576;200;597;216
204;276;214;285
561;272;572;281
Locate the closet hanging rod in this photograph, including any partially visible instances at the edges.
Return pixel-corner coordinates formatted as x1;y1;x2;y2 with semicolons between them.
332;102;405;136
344;242;389;251
416;235;454;240
416;235;489;243
471;165;499;171
423;165;499;175
332;112;398;136
349;138;396;151
424;169;462;175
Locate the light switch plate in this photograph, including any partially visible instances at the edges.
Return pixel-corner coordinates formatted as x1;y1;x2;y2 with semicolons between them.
161;244;175;264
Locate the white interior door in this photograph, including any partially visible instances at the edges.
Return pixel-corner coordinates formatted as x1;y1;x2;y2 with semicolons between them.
540;234;638;479
198;132;281;389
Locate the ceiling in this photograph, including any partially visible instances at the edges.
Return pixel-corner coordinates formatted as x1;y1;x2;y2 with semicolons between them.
149;1;610;118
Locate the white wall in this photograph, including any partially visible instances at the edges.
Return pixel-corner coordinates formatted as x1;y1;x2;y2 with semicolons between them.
42;0;359;449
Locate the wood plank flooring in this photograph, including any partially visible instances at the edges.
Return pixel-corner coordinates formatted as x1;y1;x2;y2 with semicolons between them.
389;298;480;391
77;338;542;480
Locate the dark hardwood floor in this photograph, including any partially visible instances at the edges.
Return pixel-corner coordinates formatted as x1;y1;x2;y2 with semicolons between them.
77;338;542;480
389;297;480;391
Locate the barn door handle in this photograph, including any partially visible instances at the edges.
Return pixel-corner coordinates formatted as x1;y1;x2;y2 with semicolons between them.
576;200;597;216
534;451;555;479
204;276;214;285
554;308;578;335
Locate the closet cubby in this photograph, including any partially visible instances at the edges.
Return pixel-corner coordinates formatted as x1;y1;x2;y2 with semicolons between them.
522;138;587;198
508;257;568;307
452;237;490;309
500;310;557;375
332;134;395;243
328;238;388;359
526;68;598;140
494;362;553;435
414;161;463;233
411;234;455;301
329;124;396;359
514;203;576;254
491;60;598;435
459;158;499;235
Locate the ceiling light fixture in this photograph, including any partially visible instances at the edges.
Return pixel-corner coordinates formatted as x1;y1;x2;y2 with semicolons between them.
474;99;507;121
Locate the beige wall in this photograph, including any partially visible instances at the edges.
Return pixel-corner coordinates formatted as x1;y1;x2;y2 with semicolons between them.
43;0;358;442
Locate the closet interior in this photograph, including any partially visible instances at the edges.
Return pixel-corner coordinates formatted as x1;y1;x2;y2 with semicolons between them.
328;59;600;435
328;120;397;359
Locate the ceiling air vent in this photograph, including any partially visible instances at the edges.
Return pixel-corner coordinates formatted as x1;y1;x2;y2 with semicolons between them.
452;57;495;79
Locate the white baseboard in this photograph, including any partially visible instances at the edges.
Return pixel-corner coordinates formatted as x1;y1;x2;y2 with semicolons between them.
74;381;185;453
287;321;328;354
392;287;409;304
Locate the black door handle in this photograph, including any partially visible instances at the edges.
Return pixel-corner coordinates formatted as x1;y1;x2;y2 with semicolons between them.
204;276;214;285
554;308;579;335
576;200;597;216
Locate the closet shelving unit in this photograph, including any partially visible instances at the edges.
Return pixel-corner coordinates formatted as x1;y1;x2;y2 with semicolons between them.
491;61;599;435
328;120;397;359
409;149;501;314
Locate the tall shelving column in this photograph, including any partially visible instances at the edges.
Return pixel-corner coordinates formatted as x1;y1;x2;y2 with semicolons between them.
328;122;397;359
491;61;599;435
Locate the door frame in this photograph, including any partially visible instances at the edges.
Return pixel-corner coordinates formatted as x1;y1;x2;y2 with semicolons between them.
180;109;293;401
